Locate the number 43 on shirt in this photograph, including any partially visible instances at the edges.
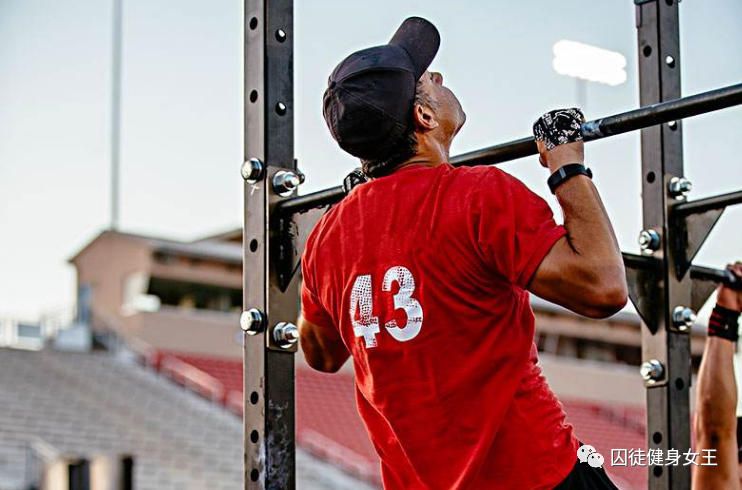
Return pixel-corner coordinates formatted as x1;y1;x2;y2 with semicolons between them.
350;266;423;349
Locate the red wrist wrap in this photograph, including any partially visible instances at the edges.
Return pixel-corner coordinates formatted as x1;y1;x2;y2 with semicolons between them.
708;304;741;342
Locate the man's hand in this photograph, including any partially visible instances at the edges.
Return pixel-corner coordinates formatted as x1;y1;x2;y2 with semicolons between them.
533;107;585;173
717;262;742;312
536;140;584;173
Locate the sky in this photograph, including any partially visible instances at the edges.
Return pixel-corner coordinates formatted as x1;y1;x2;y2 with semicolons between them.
0;0;741;320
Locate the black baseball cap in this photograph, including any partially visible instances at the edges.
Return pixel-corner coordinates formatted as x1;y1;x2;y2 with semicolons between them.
322;17;440;161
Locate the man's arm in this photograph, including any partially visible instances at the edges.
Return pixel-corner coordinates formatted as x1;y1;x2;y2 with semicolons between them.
528;136;628;319
693;262;742;490
298;316;350;373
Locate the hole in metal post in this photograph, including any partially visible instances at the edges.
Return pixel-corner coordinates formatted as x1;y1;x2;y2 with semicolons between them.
249;90;258;103
654;466;663;477
276;29;287;43
675;378;685;390
665;0;673;5
250;430;259;443
647;172;656;183
276;102;287;116
249;239;258;253
249;17;258;30
250;391;259;405
250;469;259;482
653;431;663;444
643;45;652;57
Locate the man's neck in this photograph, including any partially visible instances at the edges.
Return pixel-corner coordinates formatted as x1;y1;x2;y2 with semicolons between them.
393;158;444;173
395;138;450;171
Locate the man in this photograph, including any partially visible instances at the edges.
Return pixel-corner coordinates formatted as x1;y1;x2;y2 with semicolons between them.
693;262;742;489
299;17;627;490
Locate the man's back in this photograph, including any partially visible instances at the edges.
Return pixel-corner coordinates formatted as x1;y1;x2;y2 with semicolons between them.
301;163;579;490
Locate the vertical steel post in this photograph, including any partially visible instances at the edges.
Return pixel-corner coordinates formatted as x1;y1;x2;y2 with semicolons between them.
635;0;691;488
243;0;297;489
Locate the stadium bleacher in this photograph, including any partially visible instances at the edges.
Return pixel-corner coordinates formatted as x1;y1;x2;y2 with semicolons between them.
0;347;377;490
160;350;649;490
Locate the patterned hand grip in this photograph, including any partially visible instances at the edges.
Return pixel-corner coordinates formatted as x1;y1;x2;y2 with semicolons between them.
533;108;585;150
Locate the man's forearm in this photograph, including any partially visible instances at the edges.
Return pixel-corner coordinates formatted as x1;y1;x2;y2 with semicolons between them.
539;135;625;292
554;174;624;281
530;121;627;317
696;337;737;437
693;336;739;489
527;172;627;318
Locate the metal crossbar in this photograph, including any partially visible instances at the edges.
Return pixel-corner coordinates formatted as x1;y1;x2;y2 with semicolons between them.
275;83;742;217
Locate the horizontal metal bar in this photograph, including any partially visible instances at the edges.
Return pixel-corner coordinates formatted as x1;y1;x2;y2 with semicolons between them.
674;190;742;216
622;252;657;270
279;82;742;215
450;137;537;168
452;82;742;167
274;185;345;215
690;265;741;290
623;252;741;290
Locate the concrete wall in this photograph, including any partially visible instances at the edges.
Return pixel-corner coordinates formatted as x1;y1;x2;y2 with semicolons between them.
130;307;242;358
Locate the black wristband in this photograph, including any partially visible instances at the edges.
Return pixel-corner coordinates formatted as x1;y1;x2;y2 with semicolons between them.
547;164;593;195
708;304;741;342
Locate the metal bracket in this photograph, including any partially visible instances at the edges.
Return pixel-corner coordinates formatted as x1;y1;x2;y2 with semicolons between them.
625;253;663;334
270;164;301;295
690;276;718;313
268;167;300;353
672;189;742;280
274;214;299;293
672;207;724;280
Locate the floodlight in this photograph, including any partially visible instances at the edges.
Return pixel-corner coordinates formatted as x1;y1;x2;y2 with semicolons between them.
553;40;628;86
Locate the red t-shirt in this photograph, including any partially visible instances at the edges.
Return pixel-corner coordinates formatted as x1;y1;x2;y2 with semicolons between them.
301;163;579;490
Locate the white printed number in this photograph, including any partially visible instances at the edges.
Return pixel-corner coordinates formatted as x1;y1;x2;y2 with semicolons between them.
349;266;423;349
349;275;381;348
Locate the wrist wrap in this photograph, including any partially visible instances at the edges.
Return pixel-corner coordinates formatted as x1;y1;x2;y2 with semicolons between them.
533;108;585;150
708;304;741;342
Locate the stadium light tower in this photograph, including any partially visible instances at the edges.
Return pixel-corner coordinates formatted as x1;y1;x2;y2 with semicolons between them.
552;40;627;109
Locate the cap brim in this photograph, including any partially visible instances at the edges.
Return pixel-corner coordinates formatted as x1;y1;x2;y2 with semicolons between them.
389;17;440;80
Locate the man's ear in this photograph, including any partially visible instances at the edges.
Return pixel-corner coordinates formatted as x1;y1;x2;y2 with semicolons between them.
413;103;439;132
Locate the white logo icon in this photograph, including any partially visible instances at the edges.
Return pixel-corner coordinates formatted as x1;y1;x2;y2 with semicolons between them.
577;445;604;468
588;453;605;468
577;445;596;463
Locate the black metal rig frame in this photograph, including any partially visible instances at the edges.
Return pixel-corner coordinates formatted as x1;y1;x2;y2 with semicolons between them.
242;1;742;488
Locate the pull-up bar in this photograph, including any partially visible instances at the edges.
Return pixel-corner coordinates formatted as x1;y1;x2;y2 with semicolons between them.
276;82;742;217
623;253;742;291
452;82;742;167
